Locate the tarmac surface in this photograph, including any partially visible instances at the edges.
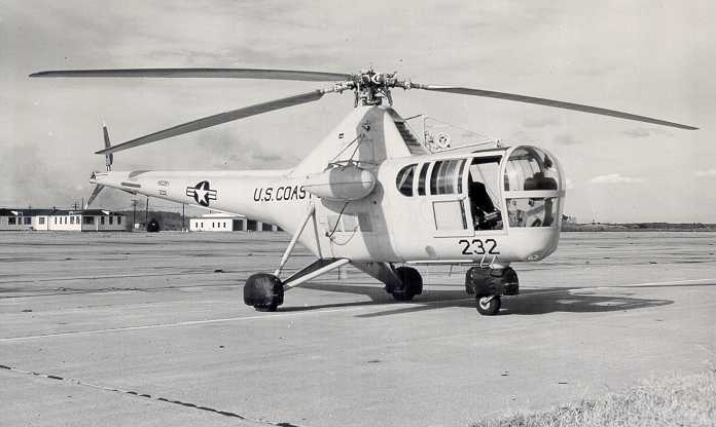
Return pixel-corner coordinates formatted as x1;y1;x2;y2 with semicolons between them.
1;231;715;427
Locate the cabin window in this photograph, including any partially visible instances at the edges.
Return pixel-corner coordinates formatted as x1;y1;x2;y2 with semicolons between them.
417;163;430;195
396;164;417;196
24;217;31;225
109;216;113;225
432;159;465;195
83;216;94;225
9;217;16;225
504;147;560;191
117;217;122;225
39;217;45;225
101;217;105;225
70;216;75;225
507;197;559;228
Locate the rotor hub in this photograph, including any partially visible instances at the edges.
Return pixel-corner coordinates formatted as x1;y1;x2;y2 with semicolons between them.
348;69;400;106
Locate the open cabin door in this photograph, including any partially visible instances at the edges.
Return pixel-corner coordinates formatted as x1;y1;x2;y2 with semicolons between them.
465;155;505;234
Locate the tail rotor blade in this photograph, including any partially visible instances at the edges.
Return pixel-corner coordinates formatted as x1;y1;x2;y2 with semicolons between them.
96;89;327;155
102;125;113;170
86;184;105;208
409;83;698;130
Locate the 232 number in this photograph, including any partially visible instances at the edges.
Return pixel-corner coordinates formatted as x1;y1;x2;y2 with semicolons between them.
459;239;499;255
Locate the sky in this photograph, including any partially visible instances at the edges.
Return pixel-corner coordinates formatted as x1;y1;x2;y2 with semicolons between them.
1;0;715;222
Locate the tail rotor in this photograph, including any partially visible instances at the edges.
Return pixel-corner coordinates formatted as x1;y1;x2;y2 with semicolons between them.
85;124;114;208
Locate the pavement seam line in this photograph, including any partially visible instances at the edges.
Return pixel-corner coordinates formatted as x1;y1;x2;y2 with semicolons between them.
0;363;307;427
0;297;474;342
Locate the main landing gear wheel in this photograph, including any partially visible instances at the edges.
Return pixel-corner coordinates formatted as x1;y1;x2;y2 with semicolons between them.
390;266;423;302
476;295;501;316
243;273;284;312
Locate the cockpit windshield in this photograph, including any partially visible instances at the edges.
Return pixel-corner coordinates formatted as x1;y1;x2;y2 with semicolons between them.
503;146;564;228
504;147;561;192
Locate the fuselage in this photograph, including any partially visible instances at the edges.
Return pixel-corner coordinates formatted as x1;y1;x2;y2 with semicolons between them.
92;105;565;266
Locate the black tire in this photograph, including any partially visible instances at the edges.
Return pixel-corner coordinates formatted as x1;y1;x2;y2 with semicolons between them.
244;273;284;311
476;295;501;316
391;266;423;302
254;303;278;312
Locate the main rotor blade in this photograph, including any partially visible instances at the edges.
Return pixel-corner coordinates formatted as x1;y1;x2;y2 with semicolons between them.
96;90;325;155
30;68;351;82
412;84;698;130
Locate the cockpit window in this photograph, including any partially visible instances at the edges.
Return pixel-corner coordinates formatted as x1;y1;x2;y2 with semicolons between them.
504;147;560;191
507;197;559;228
396;164;417;196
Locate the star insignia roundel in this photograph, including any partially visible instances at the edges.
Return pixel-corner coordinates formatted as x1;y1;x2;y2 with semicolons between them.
185;180;217;207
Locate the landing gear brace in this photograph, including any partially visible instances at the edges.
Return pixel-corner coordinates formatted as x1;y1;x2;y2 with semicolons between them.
243;206;517;314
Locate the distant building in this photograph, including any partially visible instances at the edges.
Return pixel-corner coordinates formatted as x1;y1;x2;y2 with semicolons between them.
189;213;279;232
0;208;127;232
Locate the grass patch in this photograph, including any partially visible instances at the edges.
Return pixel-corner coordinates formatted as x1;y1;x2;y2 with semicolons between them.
473;370;716;427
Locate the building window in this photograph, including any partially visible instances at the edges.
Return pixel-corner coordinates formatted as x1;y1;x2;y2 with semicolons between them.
83;216;94;225
39;217;45;225
117;217;122;225
109;216;113;225
9;217;16;225
54;217;57;224
64;217;68;224
70;216;75;225
101;217;105;225
24;217;31;225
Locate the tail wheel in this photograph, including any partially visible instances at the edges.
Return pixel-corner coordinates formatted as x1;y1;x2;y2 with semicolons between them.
391;266;423;302
476;295;501;316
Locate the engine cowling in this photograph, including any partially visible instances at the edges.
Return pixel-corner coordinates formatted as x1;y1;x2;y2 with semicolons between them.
303;164;376;201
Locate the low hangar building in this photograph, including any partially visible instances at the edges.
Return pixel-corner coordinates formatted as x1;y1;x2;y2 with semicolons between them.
0;208;127;232
189;213;279;232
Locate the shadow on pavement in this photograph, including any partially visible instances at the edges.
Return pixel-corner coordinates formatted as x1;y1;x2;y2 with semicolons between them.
282;282;673;317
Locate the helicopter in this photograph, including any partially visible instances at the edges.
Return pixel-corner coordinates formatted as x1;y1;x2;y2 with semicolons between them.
29;67;697;315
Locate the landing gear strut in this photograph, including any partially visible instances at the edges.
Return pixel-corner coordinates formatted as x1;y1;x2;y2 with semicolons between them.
465;266;519;316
